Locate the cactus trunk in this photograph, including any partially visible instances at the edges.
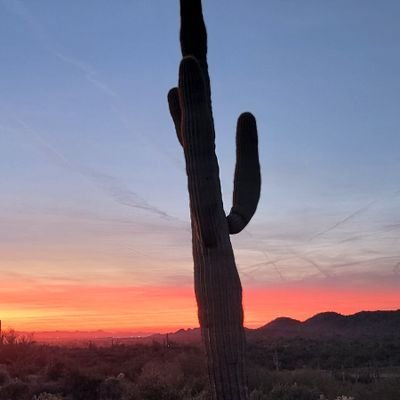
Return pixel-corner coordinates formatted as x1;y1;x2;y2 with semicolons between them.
180;59;248;399
193;230;247;399
168;1;261;398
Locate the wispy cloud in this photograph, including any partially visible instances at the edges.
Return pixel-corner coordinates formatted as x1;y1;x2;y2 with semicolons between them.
1;0;184;171
1;0;115;96
383;223;400;231
4;121;183;222
329;255;400;270
298;256;330;278
394;262;400;275
54;52;118;98
238;229;287;281
307;199;377;242
81;168;179;221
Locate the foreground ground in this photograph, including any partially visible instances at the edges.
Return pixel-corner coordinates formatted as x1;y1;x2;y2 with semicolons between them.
0;333;399;400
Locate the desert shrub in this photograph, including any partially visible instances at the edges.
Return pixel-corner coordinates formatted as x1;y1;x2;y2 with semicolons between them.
179;379;208;399
98;374;143;400
247;362;273;393
137;360;184;400
138;383;180;400
32;393;63;400
0;381;31;400
46;360;66;381
2;330;18;346
30;381;65;400
139;360;184;387
0;341;398;400
180;389;210;400
334;396;354;400
176;349;206;377
280;370;334;393
249;388;268;400
64;370;101;400
0;366;11;386
269;383;320;400
175;351;208;397
98;377;124;400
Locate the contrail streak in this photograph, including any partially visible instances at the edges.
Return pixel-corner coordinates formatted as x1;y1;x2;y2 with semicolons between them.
394;262;400;275
298;256;330;278
1;0;184;171
241;229;286;281
331;255;400;270
307;199;377;242
308;187;400;243
5;121;184;223
54;52;118;98
1;0;187;222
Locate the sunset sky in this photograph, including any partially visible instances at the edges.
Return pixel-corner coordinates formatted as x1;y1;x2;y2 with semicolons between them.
1;0;399;333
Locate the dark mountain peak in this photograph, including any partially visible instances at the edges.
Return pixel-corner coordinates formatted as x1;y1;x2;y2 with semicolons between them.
255;317;302;338
166;328;201;344
349;309;400;321
305;311;346;325
251;309;400;341
264;317;301;329
150;310;400;344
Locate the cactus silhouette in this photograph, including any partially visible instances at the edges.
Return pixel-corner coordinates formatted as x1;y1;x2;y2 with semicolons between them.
168;1;261;399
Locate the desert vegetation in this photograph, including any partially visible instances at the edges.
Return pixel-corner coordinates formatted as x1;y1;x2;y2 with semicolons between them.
1;329;399;400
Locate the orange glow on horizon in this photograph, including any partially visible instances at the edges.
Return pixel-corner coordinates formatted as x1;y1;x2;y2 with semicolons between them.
1;278;399;333
243;285;400;327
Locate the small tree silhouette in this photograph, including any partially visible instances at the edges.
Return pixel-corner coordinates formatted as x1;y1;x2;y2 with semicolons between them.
167;1;261;398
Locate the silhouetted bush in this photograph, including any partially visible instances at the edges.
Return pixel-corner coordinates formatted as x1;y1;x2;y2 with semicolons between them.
98;377;125;400
249;388;268;400
46;360;66;381
269;383;320;400
0;366;11;386
65;369;101;400
137;360;184;400
0;340;399;399
32;393;63;400
0;381;31;400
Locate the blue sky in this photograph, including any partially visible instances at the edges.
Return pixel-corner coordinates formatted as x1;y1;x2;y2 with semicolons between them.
1;0;399;299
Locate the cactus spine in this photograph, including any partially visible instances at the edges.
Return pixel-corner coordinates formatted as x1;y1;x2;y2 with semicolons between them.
168;1;261;399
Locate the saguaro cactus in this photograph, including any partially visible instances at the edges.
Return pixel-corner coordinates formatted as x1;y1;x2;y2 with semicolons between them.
168;1;261;399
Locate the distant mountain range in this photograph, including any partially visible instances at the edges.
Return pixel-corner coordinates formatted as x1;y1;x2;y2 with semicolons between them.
159;310;400;344
23;309;400;345
250;309;400;340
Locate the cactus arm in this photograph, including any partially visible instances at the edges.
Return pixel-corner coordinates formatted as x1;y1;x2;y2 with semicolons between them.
227;112;261;234
167;87;183;146
168;93;262;234
172;0;261;233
